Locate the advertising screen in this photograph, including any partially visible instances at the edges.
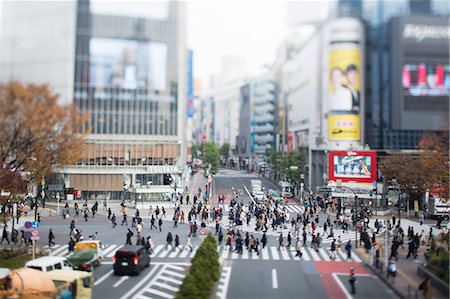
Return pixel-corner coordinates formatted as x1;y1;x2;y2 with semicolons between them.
402;62;450;97
329;151;377;183
89;38;167;91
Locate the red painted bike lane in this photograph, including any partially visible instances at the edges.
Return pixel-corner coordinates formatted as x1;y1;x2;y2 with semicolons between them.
315;261;369;299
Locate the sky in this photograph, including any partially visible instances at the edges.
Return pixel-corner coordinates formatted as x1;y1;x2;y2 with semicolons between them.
187;1;287;81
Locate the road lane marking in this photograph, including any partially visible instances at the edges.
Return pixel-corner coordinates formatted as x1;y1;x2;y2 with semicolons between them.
113;275;129;288
119;265;162;299
242;250;249;259
307;247;321;260
94;270;114;286
151;244;164;257
152;281;179;292
272;269;278;289
189;245;198;258
179;246;191;258
217;266;232;299
352;253;362;263
142;288;172;299
221;246;230;259
50;245;68;256
332;273;352;299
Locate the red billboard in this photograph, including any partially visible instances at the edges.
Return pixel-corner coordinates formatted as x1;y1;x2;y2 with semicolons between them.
329;151;377;183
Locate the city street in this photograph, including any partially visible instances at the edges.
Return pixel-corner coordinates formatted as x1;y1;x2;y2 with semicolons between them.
21;170;406;299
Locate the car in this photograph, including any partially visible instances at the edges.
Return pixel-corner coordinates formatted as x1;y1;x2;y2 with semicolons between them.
253;191;266;203
25;256;73;273
268;190;283;202
67;249;98;272
113;245;150;276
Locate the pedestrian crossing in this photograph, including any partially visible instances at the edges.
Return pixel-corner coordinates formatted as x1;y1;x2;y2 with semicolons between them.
47;242;362;263
217;245;362;262
47;244;200;260
130;264;187;299
220;203;304;214
214;173;259;178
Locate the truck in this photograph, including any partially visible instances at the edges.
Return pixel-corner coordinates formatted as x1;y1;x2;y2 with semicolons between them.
0;267;58;299
250;179;262;194
45;269;94;299
67;240;104;272
427;196;449;220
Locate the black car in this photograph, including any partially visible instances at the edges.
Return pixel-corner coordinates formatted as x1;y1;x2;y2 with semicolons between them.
113;245;150;275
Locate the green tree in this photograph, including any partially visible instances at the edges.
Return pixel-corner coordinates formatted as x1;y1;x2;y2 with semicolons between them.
220;143;230;159
203;142;219;174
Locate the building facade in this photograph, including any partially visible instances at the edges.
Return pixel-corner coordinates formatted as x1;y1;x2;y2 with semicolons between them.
1;0;188;200
279;0;449;191
237;75;277;170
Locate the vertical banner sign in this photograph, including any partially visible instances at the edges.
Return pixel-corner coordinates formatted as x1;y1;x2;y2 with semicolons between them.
327;19;363;142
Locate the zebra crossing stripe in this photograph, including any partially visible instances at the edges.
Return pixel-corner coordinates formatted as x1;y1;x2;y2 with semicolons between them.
168;249;181;258
164;270;185;279
231;250;239;259
144;288;173;299
51;245;68;256
300;248;311;261
107;245;123;258
262;247;269;260
220;247;230;259
165;264;185;272
151;245;164;257
242;250;249;259
152;281;179;292
306;247;320;260
158;247;173;258
270;247;280;260
102;244;121;257
178;246;191;259
352;253;362;263
189;245;198;258
318;248;331;261
280;248;290;260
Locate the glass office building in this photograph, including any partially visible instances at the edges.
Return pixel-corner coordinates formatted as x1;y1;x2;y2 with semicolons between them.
1;0;187;200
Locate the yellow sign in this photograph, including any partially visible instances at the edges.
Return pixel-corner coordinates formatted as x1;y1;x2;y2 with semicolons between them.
328;46;361;142
328;114;360;140
75;242;97;250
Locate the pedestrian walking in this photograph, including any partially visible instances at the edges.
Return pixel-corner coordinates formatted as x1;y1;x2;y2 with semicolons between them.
48;229;55;247
68;237;76;253
150;215;157;230
107;207;112;220
278;233;284;250
186;236;193;252
175;234;181;251
111;213;117;228
295;238;303;258
19;230;28;246
121;211;128;226
162;207;166;218
0;227;10;245
218;230;223;245
166;232;173;250
125;229;133;245
146;236;154;254
348;267;356;294
261;232;267;249
158;218;163;232
84;209;89;222
330;239;337;260
287;232;292;248
345;240;352;260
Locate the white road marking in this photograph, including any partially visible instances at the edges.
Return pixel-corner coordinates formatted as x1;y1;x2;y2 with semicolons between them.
319;248;331;261
272;269;278;289
119;265;162;299
113;275;129;288
94;270;114;286
280;247;290;260
102;244;121;257
141;288;172;299
270;247;280;260
217;266;232;299
262;247;269;260
107;245;123;258
332;273;352;299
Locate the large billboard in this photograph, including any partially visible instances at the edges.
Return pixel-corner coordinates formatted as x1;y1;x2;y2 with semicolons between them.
327;19;364;142
329;151;377;183
391;16;450;130
89;38;167;91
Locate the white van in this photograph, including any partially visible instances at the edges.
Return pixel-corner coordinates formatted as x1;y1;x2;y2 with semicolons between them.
25;256;73;273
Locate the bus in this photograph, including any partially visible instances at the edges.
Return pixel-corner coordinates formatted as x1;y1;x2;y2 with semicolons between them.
279;181;293;198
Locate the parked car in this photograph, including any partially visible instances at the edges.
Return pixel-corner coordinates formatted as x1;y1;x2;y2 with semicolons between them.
113;245;150;275
25;256;73;273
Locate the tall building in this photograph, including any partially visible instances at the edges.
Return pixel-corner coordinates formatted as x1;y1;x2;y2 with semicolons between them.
278;0;449;191
237;75;276;170
1;0;188;200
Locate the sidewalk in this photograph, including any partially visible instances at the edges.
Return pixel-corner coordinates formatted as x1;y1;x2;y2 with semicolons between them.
356;234;447;299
